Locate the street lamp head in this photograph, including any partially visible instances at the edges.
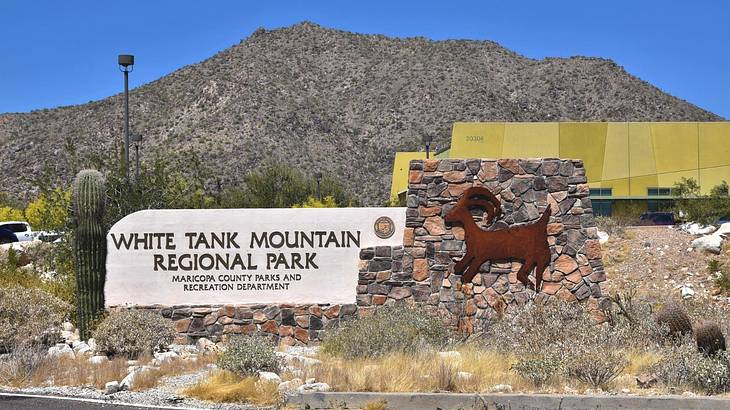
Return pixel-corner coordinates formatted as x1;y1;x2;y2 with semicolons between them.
118;54;135;67
422;134;433;145
314;172;323;181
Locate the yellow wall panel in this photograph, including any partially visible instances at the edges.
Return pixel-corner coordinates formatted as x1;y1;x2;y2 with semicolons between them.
699;166;730;195
501;123;559;158
601;122;630;181
656;170;699;191
559;122;607;182
651;123;698;174
628;123;657;177
390;152;426;198
450;122;504;159
597;178;630;197
699;123;730;169
629;174;659;197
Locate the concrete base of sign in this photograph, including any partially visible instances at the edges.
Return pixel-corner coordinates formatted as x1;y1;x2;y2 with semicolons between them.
292;391;730;410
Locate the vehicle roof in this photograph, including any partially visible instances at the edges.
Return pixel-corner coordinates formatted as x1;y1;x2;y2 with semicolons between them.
0;221;30;225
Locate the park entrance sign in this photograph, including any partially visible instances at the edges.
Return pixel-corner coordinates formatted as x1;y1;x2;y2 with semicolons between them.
105;208;405;307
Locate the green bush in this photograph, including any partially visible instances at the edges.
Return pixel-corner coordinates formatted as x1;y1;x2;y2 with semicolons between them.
321;305;451;359
511;357;561;387
672;178;730;225
0;286;71;351
92;310;176;358
217;335;281;377
0;241;77;315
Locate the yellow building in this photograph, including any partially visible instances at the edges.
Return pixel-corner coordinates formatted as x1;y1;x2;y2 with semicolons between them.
391;122;730;216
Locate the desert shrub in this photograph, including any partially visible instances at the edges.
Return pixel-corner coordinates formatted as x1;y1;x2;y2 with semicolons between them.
485;301;594;357
0;286;71;351
93;310;176;358
594;216;625;237
690;351;730;394
322;305;451;359
709;260;730;294
603;291;669;347
511;356;562;387
565;344;628;389
217;335;281;377
652;342;730;394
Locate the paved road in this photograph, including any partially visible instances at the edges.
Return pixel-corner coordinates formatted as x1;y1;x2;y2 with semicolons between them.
0;393;198;410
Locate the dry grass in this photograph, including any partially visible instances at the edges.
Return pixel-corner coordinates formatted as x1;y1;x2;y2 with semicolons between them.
283;347;528;393
130;353;217;391
362;399;388;410
183;370;280;406
26;355;129;389
1;349;216;392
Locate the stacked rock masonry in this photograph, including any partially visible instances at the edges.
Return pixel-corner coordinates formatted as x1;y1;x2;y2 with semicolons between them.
355;158;608;332
144;158;607;344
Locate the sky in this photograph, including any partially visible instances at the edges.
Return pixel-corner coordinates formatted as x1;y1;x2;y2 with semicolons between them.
1;1;728;118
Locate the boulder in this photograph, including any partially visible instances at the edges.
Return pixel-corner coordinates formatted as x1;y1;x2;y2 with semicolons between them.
120;366;155;390
88;355;109;365
681;223;716;236
491;384;513;393
153;351;179;365
278;378;303;393
196;337;216;352
104;381;120;395
597;231;609;244
47;343;75;360
298;382;331;393
258;371;281;383
691;234;724;254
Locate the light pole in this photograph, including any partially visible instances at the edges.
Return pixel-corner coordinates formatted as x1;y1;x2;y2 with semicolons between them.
422;134;433;159
131;133;143;180
314;172;323;201
118;54;134;181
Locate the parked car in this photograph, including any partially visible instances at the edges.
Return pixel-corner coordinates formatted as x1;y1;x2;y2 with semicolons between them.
639;212;676;226
0;221;35;243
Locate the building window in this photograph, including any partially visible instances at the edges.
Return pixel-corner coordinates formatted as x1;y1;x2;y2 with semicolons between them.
592;200;613;216
589;188;613;197
648;187;674;196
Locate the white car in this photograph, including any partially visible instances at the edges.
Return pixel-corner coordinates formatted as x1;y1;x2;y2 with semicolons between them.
0;221;35;244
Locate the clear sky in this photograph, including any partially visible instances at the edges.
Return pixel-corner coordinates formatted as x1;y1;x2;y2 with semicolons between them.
1;0;728;118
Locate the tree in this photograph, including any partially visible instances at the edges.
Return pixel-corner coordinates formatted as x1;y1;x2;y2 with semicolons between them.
673;178;730;225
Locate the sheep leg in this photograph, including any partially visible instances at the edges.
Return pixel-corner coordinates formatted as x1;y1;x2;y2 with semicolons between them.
462;259;481;283
515;259;535;289
453;253;474;276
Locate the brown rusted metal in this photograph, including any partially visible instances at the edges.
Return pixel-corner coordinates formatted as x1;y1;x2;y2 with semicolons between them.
444;186;551;290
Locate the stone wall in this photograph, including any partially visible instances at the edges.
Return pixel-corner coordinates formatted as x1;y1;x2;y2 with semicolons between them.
135;157;606;344
354;158;607;330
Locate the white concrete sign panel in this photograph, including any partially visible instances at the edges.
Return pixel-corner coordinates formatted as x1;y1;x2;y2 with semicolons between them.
105;208;405;307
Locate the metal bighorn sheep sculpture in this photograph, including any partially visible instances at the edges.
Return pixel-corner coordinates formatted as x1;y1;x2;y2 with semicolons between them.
444;186;551;290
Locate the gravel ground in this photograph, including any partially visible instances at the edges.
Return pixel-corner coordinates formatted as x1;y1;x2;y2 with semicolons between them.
602;226;730;302
1;370;272;409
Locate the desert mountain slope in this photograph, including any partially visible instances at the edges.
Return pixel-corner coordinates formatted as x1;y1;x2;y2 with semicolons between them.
0;22;722;204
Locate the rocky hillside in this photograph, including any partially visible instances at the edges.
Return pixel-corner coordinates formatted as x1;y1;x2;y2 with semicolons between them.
0;22;722;204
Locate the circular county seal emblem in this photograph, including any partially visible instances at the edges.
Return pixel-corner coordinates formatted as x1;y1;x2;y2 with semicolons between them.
373;216;395;239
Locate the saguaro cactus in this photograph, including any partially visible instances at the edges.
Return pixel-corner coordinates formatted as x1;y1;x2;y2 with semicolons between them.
73;169;107;340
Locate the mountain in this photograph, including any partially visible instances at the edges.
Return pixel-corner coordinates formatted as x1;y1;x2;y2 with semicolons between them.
0;22;722;205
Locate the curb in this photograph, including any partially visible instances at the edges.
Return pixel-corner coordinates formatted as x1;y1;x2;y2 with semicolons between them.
292;391;730;410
